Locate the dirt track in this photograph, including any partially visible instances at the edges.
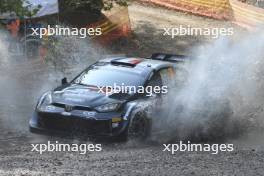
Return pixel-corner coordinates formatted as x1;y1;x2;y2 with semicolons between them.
0;2;263;176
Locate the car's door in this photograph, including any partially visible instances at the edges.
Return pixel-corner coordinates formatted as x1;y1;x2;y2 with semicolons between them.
143;66;175;108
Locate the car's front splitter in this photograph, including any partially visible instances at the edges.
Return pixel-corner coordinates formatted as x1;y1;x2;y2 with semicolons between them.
29;111;129;137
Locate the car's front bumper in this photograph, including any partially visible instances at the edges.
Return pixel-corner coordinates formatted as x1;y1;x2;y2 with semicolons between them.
29;111;129;137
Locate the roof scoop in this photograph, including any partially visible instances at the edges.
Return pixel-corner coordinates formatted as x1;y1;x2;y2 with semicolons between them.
150;53;190;63
111;58;143;67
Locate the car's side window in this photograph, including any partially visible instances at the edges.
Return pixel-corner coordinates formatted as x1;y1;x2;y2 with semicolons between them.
142;67;175;99
139;72;163;98
147;72;163;88
158;67;175;89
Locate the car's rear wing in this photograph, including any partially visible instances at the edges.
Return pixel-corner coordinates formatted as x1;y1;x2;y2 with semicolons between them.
149;53;190;63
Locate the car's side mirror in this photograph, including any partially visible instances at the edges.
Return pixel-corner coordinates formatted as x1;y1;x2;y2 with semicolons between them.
61;77;68;85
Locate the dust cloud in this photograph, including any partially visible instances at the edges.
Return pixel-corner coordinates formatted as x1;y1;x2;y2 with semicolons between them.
154;29;264;144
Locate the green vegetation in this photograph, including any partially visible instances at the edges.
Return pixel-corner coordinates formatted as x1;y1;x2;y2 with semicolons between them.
0;0;41;18
0;0;130;18
60;0;129;12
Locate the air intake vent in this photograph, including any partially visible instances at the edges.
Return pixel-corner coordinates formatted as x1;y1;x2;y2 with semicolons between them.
150;53;190;63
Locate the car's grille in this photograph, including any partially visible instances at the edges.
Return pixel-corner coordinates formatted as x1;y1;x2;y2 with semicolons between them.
39;113;111;135
52;103;93;111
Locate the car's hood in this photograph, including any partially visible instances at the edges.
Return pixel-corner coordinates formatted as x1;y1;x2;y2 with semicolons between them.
52;84;125;108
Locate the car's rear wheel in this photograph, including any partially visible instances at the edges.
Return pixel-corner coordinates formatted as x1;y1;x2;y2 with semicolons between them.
128;111;151;141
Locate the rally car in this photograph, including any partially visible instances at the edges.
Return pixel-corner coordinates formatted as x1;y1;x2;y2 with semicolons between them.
29;53;188;140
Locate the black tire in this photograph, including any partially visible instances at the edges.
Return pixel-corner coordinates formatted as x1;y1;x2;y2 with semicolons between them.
128;111;151;141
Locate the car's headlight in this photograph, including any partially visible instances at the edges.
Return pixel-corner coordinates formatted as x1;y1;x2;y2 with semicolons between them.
94;103;121;112
36;92;53;111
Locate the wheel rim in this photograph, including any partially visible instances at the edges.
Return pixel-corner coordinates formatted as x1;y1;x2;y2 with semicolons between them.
129;114;147;138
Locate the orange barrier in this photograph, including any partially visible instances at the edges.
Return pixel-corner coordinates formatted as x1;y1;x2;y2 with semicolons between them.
140;0;233;20
230;0;264;29
90;6;131;44
140;0;264;29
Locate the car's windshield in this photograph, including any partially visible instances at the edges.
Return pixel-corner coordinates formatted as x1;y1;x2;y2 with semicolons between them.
73;66;146;88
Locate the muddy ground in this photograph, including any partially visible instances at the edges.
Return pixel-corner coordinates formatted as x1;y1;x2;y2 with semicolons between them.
0;2;263;176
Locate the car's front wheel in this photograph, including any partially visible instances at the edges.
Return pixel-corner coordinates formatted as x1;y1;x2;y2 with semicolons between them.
128;111;151;141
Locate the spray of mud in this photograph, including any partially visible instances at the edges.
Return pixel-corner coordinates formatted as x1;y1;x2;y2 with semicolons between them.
0;32;107;136
153;29;264;145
